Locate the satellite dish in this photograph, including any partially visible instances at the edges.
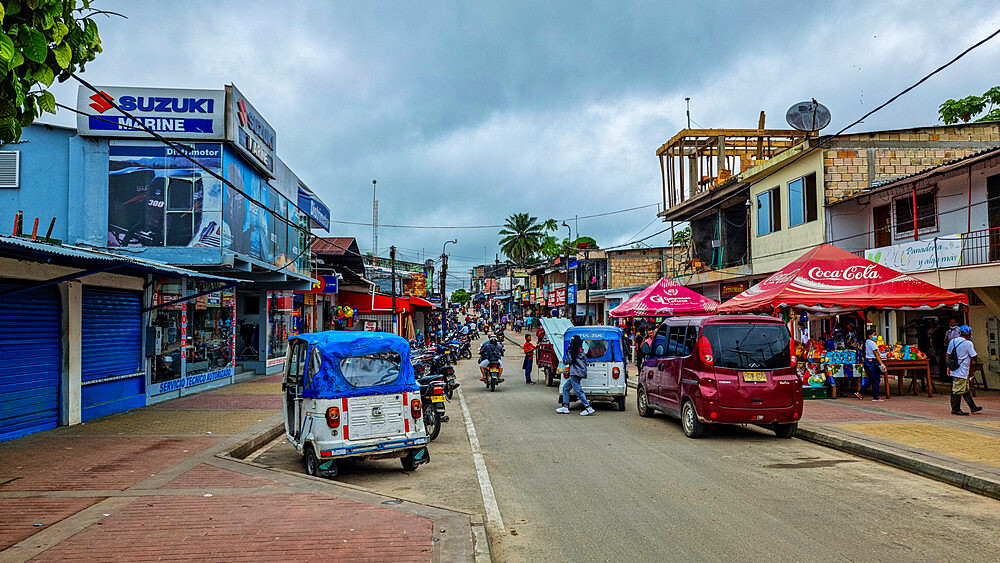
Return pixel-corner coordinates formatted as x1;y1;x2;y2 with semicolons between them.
785;100;832;132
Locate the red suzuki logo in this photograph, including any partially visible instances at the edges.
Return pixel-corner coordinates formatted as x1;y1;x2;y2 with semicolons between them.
237;98;248;126
89;91;114;113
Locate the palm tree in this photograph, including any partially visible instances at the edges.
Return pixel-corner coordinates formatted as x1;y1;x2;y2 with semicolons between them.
498;213;545;265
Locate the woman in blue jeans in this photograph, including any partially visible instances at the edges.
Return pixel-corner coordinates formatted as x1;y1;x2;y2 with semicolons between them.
857;328;886;401
557;335;595;416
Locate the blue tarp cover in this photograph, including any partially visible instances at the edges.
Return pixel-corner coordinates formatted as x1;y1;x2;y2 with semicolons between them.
291;331;418;399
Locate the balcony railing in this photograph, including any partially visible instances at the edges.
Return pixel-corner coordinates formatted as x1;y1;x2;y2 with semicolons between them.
852;228;1000;271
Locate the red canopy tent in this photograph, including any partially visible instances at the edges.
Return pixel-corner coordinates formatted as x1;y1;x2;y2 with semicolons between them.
716;244;967;313
609;277;719;317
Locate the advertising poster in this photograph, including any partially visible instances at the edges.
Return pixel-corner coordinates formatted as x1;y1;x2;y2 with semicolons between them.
222;146;271;263
107;140;223;248
865;236;963;273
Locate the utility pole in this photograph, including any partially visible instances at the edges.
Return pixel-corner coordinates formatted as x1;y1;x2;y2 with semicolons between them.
495;254;500;322
685;97;691;129
441;239;457;332
562;222;571;320
372;179;378;258
390;245;397;335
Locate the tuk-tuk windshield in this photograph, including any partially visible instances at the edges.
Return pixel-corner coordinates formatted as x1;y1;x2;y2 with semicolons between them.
339;352;401;387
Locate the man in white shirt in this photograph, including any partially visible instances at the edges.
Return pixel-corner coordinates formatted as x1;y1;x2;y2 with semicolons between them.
947;325;983;416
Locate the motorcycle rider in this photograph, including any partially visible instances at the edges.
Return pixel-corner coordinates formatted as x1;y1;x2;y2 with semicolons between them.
479;336;504;382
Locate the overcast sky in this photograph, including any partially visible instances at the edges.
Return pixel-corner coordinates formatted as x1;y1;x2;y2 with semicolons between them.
43;0;1000;289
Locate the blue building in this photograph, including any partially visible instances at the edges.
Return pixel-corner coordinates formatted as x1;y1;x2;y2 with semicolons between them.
0;85;330;440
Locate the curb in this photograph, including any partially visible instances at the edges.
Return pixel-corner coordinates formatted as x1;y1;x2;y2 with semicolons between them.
796;425;1000;501
219;418;491;562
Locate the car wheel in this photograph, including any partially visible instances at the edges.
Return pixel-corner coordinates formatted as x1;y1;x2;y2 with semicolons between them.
616;396;626;411
681;400;705;438
773;422;798;439
636;386;654;417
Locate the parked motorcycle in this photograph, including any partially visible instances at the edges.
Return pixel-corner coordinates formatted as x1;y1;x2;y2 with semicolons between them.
416;374;448;440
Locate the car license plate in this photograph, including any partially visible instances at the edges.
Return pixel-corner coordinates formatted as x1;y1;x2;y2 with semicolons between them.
742;371;767;382
431;395;446;403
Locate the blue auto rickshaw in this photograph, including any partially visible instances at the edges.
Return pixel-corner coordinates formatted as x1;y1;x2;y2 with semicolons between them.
283;331;430;478
559;325;628;411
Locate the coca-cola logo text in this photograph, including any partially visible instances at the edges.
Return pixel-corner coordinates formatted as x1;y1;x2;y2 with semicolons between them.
807;264;879;281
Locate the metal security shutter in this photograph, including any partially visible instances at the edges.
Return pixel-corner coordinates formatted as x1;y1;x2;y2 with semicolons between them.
0;285;61;442
82;289;142;382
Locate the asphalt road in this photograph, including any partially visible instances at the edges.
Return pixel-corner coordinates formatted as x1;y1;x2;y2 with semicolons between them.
259;335;1000;562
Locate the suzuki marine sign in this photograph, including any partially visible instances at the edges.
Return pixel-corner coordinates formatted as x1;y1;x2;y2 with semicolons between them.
226;84;276;174
77;86;226;139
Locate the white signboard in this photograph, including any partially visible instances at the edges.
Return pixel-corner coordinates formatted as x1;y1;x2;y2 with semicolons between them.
864;236;963;273
77;86;226;139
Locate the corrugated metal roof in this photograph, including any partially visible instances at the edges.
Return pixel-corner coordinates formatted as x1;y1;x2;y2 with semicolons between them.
0;235;232;281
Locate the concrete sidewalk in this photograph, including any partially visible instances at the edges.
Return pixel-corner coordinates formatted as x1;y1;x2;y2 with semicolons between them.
0;375;478;562
798;390;1000;500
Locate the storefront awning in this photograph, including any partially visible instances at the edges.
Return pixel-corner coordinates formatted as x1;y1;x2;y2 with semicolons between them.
338;290;411;313
0;235;231;282
716;244;968;313
408;296;437;309
610;278;719;317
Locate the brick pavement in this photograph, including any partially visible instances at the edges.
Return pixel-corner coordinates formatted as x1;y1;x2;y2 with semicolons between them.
0;373;474;561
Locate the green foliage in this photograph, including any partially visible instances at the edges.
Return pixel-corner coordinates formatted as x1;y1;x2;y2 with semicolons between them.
669;226;692;246
498;212;546;265
0;0;105;144
573;236;598;249
939;86;1000;125
450;288;471;305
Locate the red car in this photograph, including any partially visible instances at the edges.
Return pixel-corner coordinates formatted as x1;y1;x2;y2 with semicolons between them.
636;315;802;438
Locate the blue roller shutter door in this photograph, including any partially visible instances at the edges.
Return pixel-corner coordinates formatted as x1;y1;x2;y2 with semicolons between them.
0;285;61;442
81;289;144;421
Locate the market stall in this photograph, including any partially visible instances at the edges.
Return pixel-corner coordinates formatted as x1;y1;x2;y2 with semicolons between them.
609;277;719;318
717;244;966;399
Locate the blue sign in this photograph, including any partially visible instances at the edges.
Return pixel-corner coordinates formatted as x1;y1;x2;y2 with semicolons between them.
567;284;577;305
156;367;233;394
320;275;338;294
298;187;331;231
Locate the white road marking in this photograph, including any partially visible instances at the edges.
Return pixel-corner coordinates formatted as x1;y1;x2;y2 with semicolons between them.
457;386;505;536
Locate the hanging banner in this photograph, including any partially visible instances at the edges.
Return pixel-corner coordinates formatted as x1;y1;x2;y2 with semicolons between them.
864;236;963;273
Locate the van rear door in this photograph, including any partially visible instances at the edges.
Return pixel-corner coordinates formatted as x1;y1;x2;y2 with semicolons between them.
703;322;796;408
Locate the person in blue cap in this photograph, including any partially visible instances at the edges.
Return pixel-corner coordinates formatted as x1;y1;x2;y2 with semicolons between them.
946;325;983;415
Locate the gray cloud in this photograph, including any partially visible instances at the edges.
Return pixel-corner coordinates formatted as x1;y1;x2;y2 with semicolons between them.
42;0;1000;288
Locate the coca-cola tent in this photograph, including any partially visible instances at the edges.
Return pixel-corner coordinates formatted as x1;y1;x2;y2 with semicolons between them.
716;244;967;314
609;277;719;317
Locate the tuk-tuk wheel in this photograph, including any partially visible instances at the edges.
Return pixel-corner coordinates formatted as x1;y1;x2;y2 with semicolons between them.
616;396;626;411
305;446;338;478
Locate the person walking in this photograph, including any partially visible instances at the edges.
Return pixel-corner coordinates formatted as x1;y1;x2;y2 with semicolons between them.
557;335;595;416
947;325;983;415
856;328;885;402
522;334;536;384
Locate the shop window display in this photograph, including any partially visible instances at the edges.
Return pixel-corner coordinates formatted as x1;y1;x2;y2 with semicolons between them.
187;282;235;375
151;280;184;384
268;292;297;361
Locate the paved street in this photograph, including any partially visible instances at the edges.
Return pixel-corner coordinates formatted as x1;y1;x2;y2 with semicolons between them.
256;337;1000;562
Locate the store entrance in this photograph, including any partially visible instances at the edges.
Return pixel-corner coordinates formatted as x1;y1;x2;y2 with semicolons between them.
236;293;262;372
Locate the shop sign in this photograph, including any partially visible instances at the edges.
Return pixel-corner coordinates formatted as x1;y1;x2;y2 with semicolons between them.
567;284;577;305
304;293;315;306
548;287;566;307
306;275;339;294
297;186;331;231
156;366;233;395
78;86;227;139
364;321;377;331
266;357;285;368
864;236;963;273
513;269;529;278
226;84;276;173
721;281;748;300
272;294;294;311
206;292;222;307
153;291;185;311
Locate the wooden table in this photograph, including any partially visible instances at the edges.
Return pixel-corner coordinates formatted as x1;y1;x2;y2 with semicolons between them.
883;359;932;398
